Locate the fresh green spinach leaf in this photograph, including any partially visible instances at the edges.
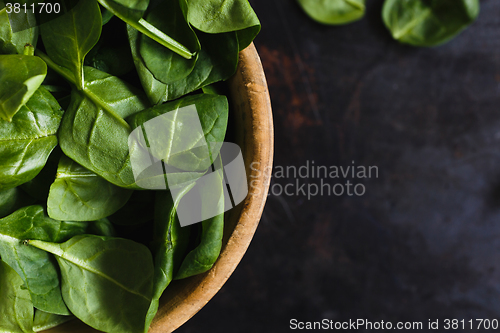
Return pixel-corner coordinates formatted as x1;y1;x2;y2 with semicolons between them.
183;0;260;51
0;205;93;315
0;259;34;333
40;0;102;89
29;235;155;333
139;0;200;84
47;155;133;221
0;86;63;191
297;0;365;25
382;0;480;47
33;310;73;332
0;54;47;121
0;5;38;55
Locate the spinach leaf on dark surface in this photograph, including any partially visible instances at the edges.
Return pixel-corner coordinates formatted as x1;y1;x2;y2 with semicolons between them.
0;54;47;121
0;86;63;191
40;0;102;90
139;0;200;84
33;310;74;332
47;155;133;221
29;235;155;333
382;0;480;47
0;259;34;333
297;0;366;25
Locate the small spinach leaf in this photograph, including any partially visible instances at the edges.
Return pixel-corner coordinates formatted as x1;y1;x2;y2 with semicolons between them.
40;0;102;89
29;235;155;333
183;0;260;50
0;54;47;121
297;0;366;25
0;86;63;191
0;259;34;333
382;0;480;47
47;155;133;221
33;310;73;332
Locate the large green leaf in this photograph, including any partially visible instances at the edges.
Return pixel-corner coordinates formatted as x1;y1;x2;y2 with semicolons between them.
40;0;102;89
29;235;155;333
0;86;63;191
0;259;34;333
33;310;73;332
127;93;229;172
0;5;38;55
0;205;93;315
129;25;238;104
47;155;133;221
139;0;200;84
382;0;480;47
297;0;365;25
0;54;47;121
183;0;260;50
145;186;193;331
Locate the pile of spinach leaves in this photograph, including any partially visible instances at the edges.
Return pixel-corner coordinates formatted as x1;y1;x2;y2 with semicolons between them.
0;0;260;332
297;0;480;47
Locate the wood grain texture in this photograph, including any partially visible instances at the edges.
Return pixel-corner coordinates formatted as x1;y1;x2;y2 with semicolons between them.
44;43;274;333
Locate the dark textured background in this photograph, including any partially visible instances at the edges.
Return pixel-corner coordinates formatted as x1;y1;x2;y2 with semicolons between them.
180;0;500;331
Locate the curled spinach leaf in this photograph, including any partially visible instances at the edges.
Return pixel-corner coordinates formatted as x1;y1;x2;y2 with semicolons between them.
0;5;38;55
145;186;194;330
0;259;34;333
29;235;155;333
382;0;480;47
0;86;63;191
0;205;94;315
47;155;133;222
0;54;47;121
33;310;73;332
40;0;102;89
297;0;366;25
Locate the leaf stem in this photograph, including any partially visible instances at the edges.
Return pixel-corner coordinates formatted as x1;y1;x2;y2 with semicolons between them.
96;1;194;59
23;44;34;56
35;50;76;85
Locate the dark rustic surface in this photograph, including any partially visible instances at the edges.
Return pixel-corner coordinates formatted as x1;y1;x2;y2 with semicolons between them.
180;0;500;332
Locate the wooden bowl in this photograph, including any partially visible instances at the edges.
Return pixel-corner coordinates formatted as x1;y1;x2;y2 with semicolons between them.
46;43;274;333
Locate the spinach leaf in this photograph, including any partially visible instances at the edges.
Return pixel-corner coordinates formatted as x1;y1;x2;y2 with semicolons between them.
33;310;73;332
0;187;35;218
97;0;195;59
0;86;63;191
40;0;102;89
139;0;200;84
183;0;260;51
0;5;38;55
0;54;47;121
0;259;34;333
145;186;193;330
382;0;480;47
57;66;150;189
0;205;94;315
129;25;238;104
127;93;229;172
175;162;225;280
89;218;117;237
297;0;365;25
47;155;133;221
29;235;155;333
